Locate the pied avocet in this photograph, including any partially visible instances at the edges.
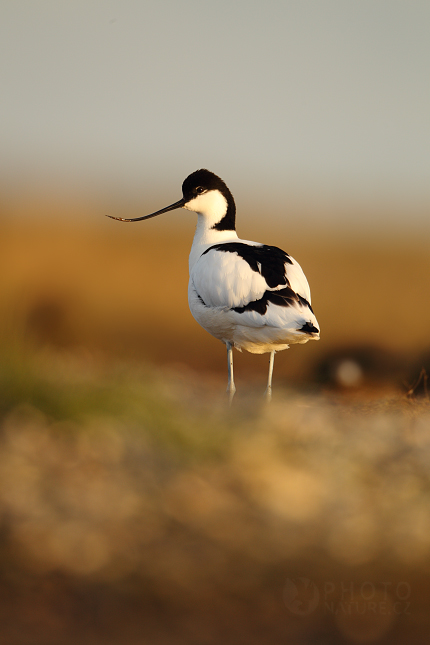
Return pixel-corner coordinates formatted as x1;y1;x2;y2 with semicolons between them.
108;169;320;402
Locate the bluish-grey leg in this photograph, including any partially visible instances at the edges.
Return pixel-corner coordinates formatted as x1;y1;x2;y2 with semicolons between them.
226;341;236;404
264;351;275;402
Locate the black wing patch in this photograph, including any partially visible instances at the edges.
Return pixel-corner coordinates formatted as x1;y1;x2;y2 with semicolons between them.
233;286;314;317
202;243;292;289
298;321;319;334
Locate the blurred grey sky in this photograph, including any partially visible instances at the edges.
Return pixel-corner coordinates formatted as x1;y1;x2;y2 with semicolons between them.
1;1;429;230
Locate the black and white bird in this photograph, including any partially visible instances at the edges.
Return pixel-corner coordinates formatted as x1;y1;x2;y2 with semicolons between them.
108;169;319;402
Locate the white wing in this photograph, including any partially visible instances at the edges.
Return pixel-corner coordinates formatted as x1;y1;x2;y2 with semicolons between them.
285;257;312;304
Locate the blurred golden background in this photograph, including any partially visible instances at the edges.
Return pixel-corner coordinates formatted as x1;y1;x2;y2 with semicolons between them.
2;200;430;389
1;2;430;644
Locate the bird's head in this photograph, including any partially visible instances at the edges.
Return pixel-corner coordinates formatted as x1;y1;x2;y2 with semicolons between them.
106;169;236;231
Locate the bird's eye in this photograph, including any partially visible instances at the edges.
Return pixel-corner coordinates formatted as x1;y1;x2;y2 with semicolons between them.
195;186;205;194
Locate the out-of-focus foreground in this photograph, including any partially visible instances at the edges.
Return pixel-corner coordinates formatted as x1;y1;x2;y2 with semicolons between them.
0;352;429;643
1;210;430;643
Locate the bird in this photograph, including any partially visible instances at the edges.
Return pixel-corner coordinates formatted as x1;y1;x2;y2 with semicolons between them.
107;169;320;402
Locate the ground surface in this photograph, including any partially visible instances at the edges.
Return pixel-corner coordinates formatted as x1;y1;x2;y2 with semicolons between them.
0;351;429;644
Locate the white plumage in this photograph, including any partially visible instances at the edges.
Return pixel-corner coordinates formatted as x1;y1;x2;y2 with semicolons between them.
108;169;320;401
189;246;317;353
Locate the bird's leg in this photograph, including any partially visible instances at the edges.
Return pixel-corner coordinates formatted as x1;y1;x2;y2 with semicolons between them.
264;351;275;402
226;341;236;404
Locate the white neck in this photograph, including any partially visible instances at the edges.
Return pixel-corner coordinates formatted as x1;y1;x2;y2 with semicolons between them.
188;213;238;271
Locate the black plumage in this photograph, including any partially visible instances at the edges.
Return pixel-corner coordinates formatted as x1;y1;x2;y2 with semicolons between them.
232;285;315;319
202;242;292;289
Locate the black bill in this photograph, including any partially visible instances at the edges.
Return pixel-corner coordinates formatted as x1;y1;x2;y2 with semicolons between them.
106;198;186;222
